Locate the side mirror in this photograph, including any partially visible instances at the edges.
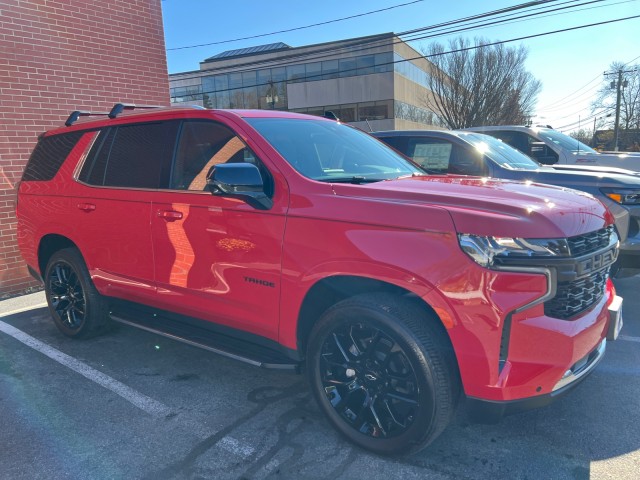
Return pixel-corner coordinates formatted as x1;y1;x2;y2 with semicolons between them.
207;163;273;210
529;141;558;165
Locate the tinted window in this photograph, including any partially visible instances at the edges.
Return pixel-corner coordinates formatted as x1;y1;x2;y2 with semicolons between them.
489;131;531;153
79;128;116;185
23;131;84;181
79;122;179;189
171;121;273;197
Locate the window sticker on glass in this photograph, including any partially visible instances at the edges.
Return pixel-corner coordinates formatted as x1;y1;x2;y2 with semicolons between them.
413;143;452;171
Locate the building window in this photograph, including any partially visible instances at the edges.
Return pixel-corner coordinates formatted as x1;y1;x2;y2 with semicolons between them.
394;100;438;126
356;55;375;75
242;71;257;87
374;52;393;73
286;64;305;83
359;101;390;121
305;62;322;82
322;59;339;79
393;53;432;88
170;84;202;103
339;58;357;78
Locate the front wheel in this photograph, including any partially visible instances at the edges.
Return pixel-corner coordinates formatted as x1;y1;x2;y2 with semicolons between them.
306;293;460;455
44;248;111;339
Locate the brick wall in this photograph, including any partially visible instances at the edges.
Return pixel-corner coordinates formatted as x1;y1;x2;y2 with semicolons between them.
0;0;169;296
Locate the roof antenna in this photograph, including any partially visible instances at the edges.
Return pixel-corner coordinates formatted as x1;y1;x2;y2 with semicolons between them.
365;118;373;133
324;111;339;121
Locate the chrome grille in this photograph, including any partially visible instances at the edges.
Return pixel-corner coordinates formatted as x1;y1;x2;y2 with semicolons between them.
567;226;613;257
544;268;609;319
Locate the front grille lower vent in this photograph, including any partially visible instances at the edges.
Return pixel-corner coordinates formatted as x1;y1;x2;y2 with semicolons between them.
544;268;609;319
567;226;613;257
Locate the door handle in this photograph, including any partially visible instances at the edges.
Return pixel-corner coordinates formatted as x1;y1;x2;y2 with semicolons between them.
77;203;96;212
157;210;183;221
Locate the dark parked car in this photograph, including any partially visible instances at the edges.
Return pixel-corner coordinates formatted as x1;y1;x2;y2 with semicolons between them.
373;130;640;275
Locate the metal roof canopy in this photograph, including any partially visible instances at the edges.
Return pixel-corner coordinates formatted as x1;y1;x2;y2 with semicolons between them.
203;42;292;63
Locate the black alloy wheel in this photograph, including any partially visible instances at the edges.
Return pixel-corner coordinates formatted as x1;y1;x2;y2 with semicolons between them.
44;248;111;339
320;322;421;439
48;261;86;330
307;293;460;455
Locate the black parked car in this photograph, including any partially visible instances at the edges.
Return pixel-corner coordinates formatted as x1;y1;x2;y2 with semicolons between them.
373;130;640;275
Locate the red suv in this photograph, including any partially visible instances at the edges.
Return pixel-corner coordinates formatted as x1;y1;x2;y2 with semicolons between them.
16;104;623;455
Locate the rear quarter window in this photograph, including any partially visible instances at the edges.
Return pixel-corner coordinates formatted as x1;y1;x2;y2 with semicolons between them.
22;131;84;181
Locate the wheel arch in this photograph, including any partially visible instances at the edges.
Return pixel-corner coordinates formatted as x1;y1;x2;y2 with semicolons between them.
38;234;80;277
296;275;455;359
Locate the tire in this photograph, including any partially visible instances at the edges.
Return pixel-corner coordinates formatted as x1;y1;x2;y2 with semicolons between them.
44;248;111;339
306;293;460;455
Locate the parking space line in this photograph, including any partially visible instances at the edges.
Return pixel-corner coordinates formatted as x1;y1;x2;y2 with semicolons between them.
619;335;640;343
0;319;173;418
0;303;48;318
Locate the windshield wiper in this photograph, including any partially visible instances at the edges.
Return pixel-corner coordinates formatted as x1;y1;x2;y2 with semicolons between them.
319;176;383;184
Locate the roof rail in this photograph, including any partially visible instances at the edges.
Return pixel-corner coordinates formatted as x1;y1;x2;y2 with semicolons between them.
65;110;109;127
108;103;163;119
65;103;164;127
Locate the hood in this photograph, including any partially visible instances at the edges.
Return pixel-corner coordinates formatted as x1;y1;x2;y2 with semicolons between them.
331;176;612;239
571;151;640;171
550;164;640;177
526;166;640;189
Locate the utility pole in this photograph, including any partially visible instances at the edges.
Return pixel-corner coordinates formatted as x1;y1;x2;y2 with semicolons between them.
604;68;636;151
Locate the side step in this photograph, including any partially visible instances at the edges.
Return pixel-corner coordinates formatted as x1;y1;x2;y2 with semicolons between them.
109;305;300;372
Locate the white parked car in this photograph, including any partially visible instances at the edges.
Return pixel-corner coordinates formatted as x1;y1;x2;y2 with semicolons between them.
465;125;640;172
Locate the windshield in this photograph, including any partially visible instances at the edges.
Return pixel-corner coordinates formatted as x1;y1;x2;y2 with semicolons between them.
247;118;424;182
536;128;597;154
459;132;541;171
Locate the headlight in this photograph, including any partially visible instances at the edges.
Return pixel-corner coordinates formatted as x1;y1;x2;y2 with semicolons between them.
600;188;640;205
458;234;570;267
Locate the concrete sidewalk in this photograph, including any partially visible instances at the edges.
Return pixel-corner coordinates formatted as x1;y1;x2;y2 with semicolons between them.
0;290;47;317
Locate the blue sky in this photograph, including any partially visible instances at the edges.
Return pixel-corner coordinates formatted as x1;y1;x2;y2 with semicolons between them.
162;0;640;131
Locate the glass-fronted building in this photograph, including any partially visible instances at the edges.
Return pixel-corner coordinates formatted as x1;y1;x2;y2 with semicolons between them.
169;33;441;131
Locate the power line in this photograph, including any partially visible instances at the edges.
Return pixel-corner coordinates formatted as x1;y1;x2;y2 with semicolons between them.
400;0;611;42
537;82;602;112
538;52;640;118
175;1;578;78
167;0;426;51
556;106;615;130
624;54;640;66
537;47;640;110
170;0;602;81
173;14;640;103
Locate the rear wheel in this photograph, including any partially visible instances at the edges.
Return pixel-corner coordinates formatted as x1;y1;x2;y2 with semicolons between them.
306;293;459;455
44;248;110;338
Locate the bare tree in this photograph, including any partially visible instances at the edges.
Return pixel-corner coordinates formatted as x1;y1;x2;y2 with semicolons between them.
422;37;542;129
569;128;593;146
591;61;640;132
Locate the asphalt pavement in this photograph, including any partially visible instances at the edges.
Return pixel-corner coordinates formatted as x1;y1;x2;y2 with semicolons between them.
0;280;638;480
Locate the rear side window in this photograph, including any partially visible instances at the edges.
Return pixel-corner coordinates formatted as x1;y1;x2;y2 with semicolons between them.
22;131;84;181
79;122;179;189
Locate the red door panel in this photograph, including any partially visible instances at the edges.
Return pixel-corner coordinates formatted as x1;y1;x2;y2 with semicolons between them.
71;187;156;302
151;195;286;340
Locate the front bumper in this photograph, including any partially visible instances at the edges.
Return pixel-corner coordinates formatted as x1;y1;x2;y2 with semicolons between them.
466;293;622;423
442;229;619;411
467;339;606;423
